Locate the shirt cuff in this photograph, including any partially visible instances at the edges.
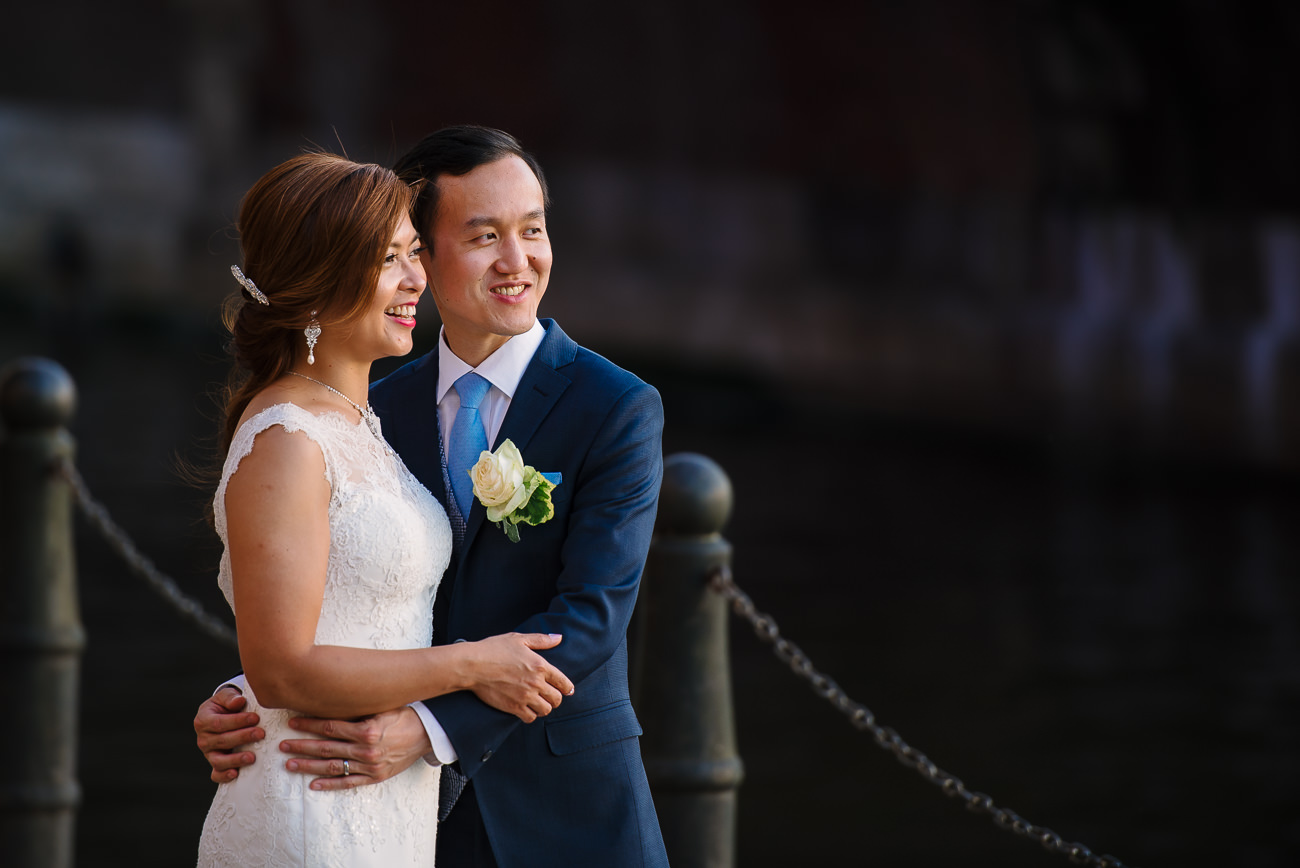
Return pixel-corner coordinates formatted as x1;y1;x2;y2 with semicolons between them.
217;674;248;696
410;701;458;766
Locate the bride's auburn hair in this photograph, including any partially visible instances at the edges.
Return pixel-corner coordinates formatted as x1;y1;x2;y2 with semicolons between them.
219;152;417;452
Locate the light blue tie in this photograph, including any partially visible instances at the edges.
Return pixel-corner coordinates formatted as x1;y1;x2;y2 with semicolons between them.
448;372;491;520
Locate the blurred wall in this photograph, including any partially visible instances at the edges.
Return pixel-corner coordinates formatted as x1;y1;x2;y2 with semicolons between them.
4;0;1300;462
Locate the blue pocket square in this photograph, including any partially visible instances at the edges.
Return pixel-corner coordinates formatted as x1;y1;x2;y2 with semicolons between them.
542;471;561;486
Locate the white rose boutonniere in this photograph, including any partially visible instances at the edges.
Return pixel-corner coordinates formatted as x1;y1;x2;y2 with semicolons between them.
468;438;559;543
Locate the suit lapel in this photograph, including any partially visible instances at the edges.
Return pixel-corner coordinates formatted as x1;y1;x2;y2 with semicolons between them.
461;320;574;554
383;352;447;508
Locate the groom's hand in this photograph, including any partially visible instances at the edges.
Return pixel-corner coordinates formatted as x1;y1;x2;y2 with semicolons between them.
195;685;264;784
280;706;430;791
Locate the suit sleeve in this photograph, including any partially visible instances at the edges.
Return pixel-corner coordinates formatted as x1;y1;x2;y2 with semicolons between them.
426;381;664;777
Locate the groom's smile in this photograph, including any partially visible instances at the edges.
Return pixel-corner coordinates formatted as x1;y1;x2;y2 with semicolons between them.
422;155;552;367
490;279;530;298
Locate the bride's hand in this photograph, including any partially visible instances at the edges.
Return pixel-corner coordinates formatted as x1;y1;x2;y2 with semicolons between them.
195;685;265;784
465;632;575;723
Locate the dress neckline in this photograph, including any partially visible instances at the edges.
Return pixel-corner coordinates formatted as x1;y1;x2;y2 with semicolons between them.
241;401;372;433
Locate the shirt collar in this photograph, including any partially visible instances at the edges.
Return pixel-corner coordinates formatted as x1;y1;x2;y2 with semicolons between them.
435;319;546;403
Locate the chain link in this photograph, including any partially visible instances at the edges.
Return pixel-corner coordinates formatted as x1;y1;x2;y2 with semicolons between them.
56;457;238;649
709;564;1136;868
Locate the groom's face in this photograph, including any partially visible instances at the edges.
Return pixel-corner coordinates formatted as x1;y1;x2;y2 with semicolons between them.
421;155;552;367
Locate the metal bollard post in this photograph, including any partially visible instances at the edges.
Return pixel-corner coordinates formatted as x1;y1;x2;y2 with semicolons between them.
639;453;743;868
0;357;83;868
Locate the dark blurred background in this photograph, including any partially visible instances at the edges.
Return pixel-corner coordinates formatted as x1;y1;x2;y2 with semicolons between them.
3;1;1299;865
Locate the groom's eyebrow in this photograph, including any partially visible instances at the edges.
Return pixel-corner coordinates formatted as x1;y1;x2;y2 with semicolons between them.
464;209;546;228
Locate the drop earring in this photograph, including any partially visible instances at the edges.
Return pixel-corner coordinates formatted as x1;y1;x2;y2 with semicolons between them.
305;311;321;365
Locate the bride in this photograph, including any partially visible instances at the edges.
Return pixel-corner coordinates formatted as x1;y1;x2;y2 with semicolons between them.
196;152;572;867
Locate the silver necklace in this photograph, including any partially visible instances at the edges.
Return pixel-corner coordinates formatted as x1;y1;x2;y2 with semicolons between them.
288;371;382;440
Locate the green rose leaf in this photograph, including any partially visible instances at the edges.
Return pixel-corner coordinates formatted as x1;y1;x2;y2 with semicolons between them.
514;471;555;527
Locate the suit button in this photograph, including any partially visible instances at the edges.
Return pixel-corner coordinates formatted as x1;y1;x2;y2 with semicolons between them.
481;750;493;763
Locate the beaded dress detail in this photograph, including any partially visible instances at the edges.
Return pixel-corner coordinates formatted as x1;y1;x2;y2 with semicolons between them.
197;403;451;867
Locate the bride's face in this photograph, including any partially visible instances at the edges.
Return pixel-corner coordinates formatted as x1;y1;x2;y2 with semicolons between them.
346;214;426;363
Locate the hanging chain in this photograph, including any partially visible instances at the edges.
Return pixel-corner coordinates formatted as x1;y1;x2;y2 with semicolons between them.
47;449;1136;865
709;564;1136;868
56;457;238;649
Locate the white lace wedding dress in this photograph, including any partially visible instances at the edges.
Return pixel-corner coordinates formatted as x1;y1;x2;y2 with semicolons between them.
197;403;451;867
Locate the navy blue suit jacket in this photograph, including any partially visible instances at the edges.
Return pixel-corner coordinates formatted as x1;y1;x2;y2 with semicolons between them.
369;319;669;867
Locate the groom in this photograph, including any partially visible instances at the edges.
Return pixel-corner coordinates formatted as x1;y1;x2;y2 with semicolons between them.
195;126;669;867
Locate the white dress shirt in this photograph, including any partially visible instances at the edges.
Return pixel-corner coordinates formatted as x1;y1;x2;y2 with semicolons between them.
410;318;547;764
434;318;547;449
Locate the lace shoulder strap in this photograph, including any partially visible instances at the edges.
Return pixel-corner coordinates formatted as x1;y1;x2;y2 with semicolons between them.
214;403;344;539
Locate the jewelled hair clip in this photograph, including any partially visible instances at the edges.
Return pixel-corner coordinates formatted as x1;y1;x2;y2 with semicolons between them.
231;264;269;305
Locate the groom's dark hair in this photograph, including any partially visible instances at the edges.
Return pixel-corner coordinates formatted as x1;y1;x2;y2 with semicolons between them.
393;125;550;245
